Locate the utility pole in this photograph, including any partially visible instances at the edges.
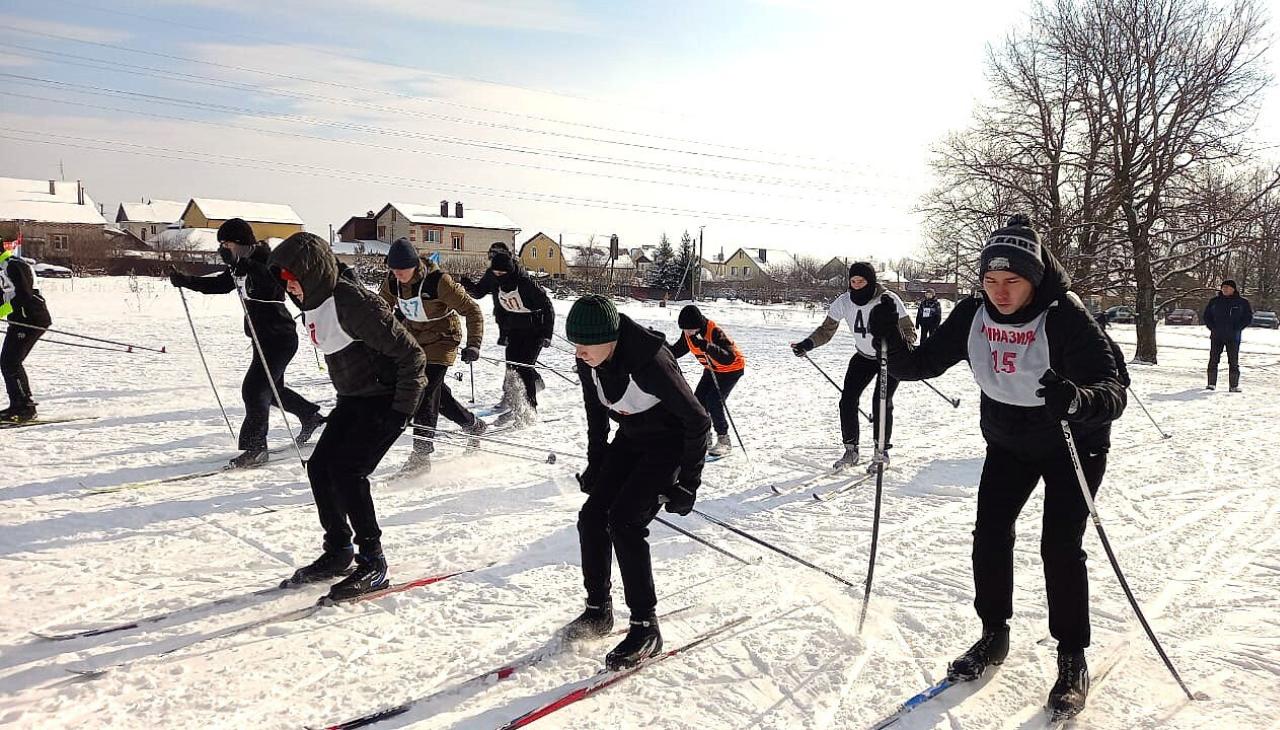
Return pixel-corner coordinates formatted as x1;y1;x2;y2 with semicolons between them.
59;159;65;181
953;238;960;298
697;226;705;301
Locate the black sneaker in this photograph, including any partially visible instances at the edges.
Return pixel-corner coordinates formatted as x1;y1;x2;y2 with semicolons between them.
0;403;37;423
1206;384;1216;391
561;600;614;642
605;617;662;670
325;552;389;602
281;546;354;587
1046;650;1089;720
229;449;269;469
947;624;1010;681
296;413;326;446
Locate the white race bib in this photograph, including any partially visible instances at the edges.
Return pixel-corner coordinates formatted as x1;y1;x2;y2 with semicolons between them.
497;288;530;314
302;296;358;355
592;372;660;416
968;307;1050;407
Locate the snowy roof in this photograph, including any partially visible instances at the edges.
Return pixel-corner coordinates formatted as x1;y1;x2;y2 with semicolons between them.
331;240;391;256
385;202;518;231
0;177;106;224
735;247;796;275
186;198;304;225
118;199;185;224
562;244;634;269
155;227;221;253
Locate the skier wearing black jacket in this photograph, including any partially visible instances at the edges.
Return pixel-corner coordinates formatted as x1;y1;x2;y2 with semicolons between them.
0;234;52;423
561;295;711;670
867;215;1126;721
1203;279;1253;392
669;304;745;458
169;218;325;467
916;289;942;342
269;232;427;601
461;250;554;426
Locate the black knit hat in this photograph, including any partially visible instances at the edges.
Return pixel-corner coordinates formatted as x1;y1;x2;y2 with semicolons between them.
1221;279;1238;292
566;295;620;345
678;305;707;330
217;217;257;248
490;252;514;272
386;237;418;269
981;214;1045;287
848;261;877;286
488;241;510;257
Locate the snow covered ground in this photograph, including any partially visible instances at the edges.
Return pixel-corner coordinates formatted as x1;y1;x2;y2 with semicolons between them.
2;276;1278;729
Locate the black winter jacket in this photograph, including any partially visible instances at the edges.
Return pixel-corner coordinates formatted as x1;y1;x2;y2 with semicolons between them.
464;262;554;339
180;243;297;342
1203;294;1253;341
1;255;52;327
270;233;426;416
883;251;1126;454
577;315;711;488
916;297;942;328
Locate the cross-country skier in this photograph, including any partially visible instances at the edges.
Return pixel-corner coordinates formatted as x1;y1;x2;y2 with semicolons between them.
378;238;486;474
169;218;326;467
790;262;916;471
460;250;554;427
0;232;51;423
1203;278;1253;392
269;232;427;601
669;304;745;458
460;242;515;399
916;288;942;342
866;214;1127;720
562;294;711;670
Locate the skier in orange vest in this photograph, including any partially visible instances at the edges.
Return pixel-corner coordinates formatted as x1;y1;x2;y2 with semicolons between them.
669;305;745;457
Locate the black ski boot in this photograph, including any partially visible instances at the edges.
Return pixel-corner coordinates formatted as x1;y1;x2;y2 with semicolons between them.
463;416;488;448
831;443;859;470
605;617;662;670
295;412;327;446
396;448;432;476
0;403;37;424
229;448;269;469
1046;650;1089;720
561;600;614;642
946;624;1010;681
325;552;389;602
281;545;354;587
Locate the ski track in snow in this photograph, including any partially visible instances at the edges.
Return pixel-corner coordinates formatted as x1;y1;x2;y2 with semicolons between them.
1;277;1277;729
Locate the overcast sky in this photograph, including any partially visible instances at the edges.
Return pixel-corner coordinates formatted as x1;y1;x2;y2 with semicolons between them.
3;0;1279;264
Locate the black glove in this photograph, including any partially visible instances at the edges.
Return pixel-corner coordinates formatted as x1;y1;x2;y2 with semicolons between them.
460;275;475;289
790;338;814;357
868;294;904;350
382;409;413;433
1036;369;1082;420
498;333;509;347
460;346;480;363
663;479;697;516
689;331;708;348
168;269;188;288
576;464;601;495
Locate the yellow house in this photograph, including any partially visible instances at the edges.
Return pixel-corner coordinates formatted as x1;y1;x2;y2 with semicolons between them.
518;232;567;278
723;246;796;284
180;198;305;241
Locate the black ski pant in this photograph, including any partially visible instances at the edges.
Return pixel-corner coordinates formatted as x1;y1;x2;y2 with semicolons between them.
504;332;544;410
1207;335;1241;389
972;441;1106;652
578;432;680;619
413;363;478;454
694;368;743;437
1;324;42;408
840;354;898;449
240;335;319;451
306;394;403;556
919;322;939;342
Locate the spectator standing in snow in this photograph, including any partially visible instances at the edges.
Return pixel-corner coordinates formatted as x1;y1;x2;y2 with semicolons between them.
916;288;943;342
1203;279;1253;392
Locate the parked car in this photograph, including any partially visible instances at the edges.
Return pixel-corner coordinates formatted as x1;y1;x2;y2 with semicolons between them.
1164;308;1197;326
1251;311;1279;329
1105;306;1136;324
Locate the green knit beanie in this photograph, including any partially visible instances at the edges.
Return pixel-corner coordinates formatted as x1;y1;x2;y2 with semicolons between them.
566;295;620;345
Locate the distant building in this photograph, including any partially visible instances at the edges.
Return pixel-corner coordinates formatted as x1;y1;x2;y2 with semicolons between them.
0;177;109;266
371;200;519;271
116;199;185;244
722;247;797;285
179;197;305;241
560;233;636;284
338;212;378;243
518;232;567;278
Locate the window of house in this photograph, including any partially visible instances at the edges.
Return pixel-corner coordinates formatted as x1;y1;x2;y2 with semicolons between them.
731;266;737;277
426;228;441;244
140;228;148;241
391;210;397;222
530;246;537;259
451;233;463;251
409;229;417;241
377;225;386;239
52;234;69;251
151;224;158;234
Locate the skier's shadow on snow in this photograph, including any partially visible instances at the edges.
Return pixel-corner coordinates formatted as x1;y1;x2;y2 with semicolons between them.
1146;388;1215;402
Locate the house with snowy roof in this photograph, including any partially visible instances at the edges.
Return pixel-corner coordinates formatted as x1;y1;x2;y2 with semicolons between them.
722;247;798;285
372;200;518;254
517;232;567;278
116;199;185;244
559;233;636;284
0;177;109;266
179;197;305;242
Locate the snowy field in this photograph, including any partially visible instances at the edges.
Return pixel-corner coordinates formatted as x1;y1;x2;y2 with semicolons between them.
2;276;1278;730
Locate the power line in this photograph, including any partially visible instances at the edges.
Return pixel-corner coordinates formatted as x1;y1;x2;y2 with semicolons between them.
13;25;892;178
2;72;913;198
0;127;917;234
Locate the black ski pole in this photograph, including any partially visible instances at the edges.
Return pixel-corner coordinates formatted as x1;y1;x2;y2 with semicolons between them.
801;352;872;423
689;502;859;590
236;286;306;469
0;327;133;353
469;361;475;404
858;336;890;633
177;286;236;443
537;359;577;385
1058;420;1198;701
920;378;960;408
1127;385;1171;440
654;514;759;566
4;320;168;354
701;363;750;465
410;432;557;465
479;354;577;381
431;426;586;461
